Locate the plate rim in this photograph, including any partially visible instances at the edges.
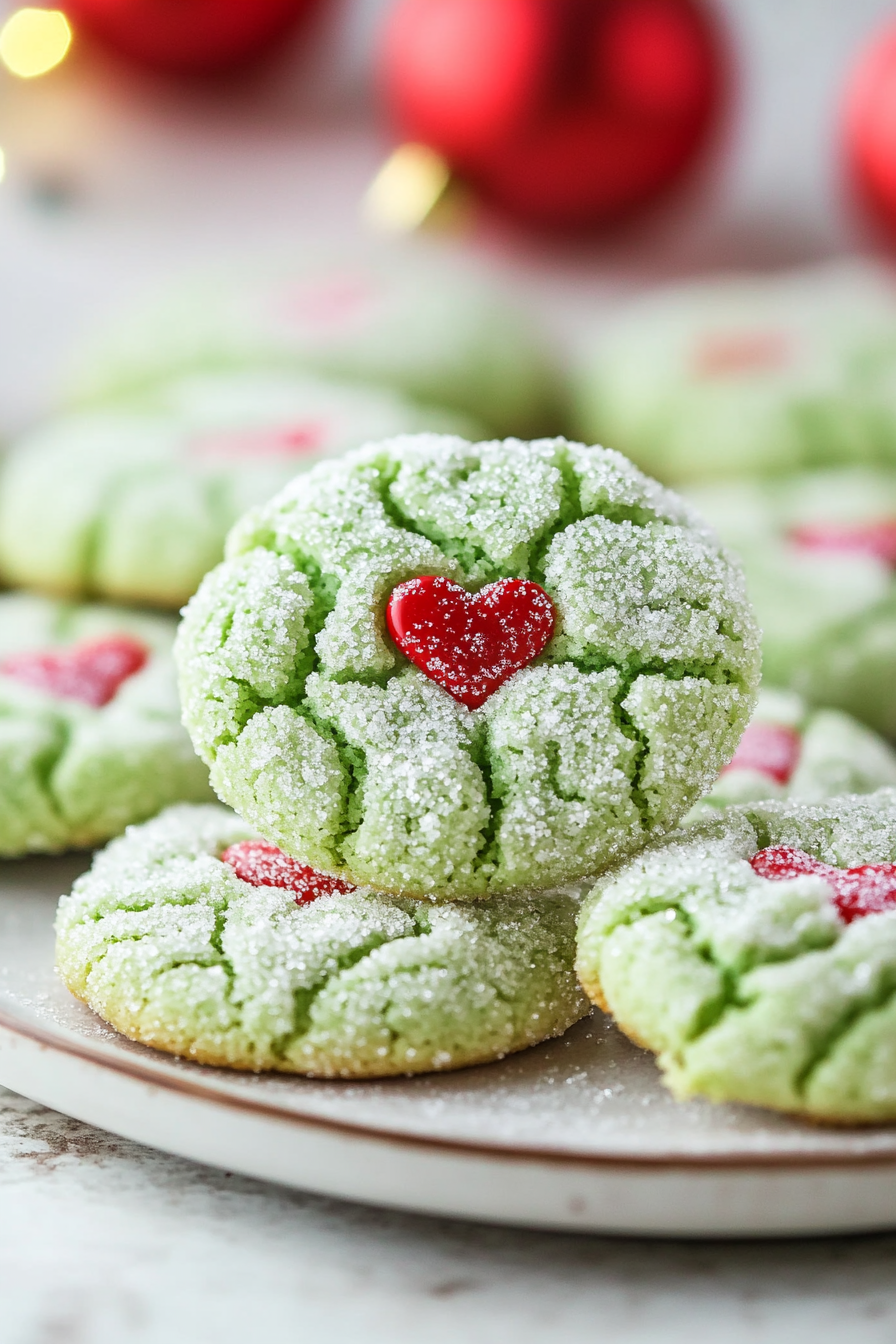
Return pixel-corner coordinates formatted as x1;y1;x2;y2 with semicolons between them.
5;1002;896;1173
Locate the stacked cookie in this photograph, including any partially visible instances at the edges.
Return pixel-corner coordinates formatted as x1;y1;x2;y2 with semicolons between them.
55;432;763;1077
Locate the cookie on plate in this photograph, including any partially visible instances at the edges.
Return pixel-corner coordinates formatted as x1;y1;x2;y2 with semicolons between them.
573;263;896;485
577;789;896;1122
55;804;590;1075
176;433;761;898
66;248;561;437
687;688;896;818
0;593;211;856
0;371;477;609
688;467;896;737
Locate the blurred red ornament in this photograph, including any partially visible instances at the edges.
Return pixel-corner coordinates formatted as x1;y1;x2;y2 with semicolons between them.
378;0;725;229
844;19;896;242
62;0;318;76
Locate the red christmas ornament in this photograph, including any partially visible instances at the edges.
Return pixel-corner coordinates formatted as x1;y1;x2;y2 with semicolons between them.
386;575;555;709
378;0;725;228
844;19;896;243
62;0;319;76
749;846;896;925
0;635;148;707
221;841;356;904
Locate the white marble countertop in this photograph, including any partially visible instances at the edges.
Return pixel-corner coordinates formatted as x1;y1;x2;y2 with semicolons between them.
2;1083;896;1344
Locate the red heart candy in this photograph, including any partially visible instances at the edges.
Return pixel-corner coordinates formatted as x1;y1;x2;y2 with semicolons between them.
281;275;376;331
691;331;791;379
788;519;896;569
749;845;896;924
0;635;148;708
721;721;802;785
386;575;555;709
189;421;327;462
221;841;356;905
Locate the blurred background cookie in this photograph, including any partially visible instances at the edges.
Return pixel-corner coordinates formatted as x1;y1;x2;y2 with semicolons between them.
573;264;896;485
65;247;563;438
0;592;210;856
688;466;896;737
688;687;896;817
0;369;478;608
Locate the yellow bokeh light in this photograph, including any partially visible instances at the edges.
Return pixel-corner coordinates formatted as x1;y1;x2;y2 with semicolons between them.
363;144;452;233
0;8;72;79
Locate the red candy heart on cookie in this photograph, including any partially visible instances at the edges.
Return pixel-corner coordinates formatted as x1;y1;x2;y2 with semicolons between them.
750;845;896;924
222;841;356;905
386;575;555;709
0;635;148;708
789;519;896;569
189;421;327;462
691;330;791;379
721;721;801;785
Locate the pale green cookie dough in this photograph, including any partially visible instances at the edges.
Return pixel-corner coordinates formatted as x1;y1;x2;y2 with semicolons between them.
576;789;896;1122
687;467;896;737
176;433;761;899
65;247;561;437
0;370;477;609
687;688;896;818
573;263;896;485
55;804;590;1076
0;593;211;856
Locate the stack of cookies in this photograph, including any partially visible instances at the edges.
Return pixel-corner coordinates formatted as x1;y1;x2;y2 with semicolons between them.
55;432;762;1078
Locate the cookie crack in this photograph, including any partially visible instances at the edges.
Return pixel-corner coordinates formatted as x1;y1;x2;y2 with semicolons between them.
274;916;423;1055
796;975;896;1097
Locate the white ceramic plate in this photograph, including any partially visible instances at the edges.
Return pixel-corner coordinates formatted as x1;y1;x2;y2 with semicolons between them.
3;856;896;1238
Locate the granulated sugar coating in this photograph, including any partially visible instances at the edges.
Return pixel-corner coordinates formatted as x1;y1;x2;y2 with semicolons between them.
175;433;761;899
0;593;211;857
55;804;590;1076
576;787;896;1122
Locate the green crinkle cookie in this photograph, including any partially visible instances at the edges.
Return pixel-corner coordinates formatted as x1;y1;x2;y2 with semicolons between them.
686;467;896;738
0;370;477;610
0;593;211;856
577;788;896;1122
64;248;561;437
688;688;896;818
55;804;590;1076
176;433;761;898
573;262;896;485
